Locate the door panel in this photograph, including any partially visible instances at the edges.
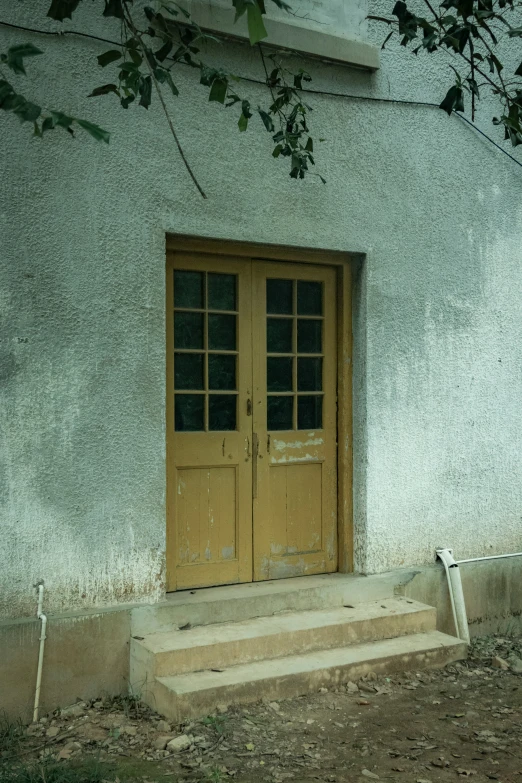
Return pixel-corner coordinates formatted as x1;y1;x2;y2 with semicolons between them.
167;253;338;590
166;254;253;591
252;262;338;581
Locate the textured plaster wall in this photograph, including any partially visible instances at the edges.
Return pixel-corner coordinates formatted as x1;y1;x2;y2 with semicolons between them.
1;0;522;619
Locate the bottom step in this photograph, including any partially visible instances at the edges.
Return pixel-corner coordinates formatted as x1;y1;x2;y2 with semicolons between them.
149;631;466;722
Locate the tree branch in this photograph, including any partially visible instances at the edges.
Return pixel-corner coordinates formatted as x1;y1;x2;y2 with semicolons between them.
122;1;207;199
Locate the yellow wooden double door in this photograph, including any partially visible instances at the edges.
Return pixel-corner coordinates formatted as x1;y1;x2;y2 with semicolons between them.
166;251;338;591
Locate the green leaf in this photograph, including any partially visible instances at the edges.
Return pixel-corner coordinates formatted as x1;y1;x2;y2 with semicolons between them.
76;119;111;143
200;66;221;87
139;75;152;108
103;0;125;19
466;77;479;98
0;79;14;107
209;77;228;104
128;48;143;66
143;6;155;22
516;61;522;77
97;50;122;67
5;44;43;75
258;108;274;132
50;110;74;128
161;1;186;16
2;96;42;122
47;0;81;21
246;4;268;44
267;0;291;9
14;98;41;123
155;40;173;61
0;81;42;123
238;112;249;131
226;92;241;107
305;136;313;152
88;83;119;97
439;84;464;114
155;68;179;96
232;0;248;22
119;62;140;73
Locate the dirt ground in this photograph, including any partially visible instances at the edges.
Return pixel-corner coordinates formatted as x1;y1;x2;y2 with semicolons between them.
2;635;522;783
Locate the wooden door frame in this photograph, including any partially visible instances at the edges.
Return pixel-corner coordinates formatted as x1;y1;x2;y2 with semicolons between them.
166;234;357;582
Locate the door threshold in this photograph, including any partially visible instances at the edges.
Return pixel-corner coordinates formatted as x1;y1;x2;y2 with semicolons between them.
166;573;352;604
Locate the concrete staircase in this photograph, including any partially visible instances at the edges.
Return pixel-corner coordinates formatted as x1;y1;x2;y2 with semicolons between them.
130;575;466;723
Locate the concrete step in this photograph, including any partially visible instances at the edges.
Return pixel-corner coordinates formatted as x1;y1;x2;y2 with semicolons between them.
130;572;419;636
131;597;436;678
148;631;467;723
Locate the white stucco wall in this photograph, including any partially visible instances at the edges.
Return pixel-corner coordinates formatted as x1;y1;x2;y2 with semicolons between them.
1;0;521;619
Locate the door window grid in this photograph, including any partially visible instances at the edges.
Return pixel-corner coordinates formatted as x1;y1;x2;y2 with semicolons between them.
174;271;238;431
266;279;324;431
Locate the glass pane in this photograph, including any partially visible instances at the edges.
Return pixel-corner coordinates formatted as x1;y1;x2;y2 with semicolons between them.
297;319;322;353
175;394;204;431
298;357;322;391
174;353;204;390
267;318;293;353
174;270;204;309
267;396;293;431
266;279;293;315
208;273;236;311
267;357;293;392
175;312;204;349
297;281;322;315
208;354;236;390
209;395;237;430
208;314;236;351
298;396;323;430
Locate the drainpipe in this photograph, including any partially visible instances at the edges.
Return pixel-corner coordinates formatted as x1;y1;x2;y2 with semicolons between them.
33;580;47;724
436;548;470;643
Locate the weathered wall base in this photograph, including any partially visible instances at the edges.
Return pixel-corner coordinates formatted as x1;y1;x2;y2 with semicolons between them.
399;558;522;638
0;608;130;723
1;559;521;721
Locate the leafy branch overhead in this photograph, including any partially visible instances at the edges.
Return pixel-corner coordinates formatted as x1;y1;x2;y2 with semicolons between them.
0;43;110;141
0;0;321;194
370;0;522;146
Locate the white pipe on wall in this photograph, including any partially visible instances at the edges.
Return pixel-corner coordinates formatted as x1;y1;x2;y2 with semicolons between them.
436;548;460;639
436;548;470;643
437;549;522;643
456;552;522;565
33;581;47;724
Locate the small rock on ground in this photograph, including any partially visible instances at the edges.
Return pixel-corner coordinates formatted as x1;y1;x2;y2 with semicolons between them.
166;734;192;752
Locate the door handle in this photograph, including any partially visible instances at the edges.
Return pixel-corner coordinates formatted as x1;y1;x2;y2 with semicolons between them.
252;432;259;499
